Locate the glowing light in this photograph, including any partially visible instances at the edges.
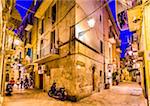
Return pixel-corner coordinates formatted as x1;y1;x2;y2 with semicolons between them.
14;39;20;45
87;18;95;28
77;64;81;69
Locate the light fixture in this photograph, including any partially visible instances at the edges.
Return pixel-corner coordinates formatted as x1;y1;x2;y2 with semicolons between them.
78;18;95;37
77;64;81;69
14;39;20;45
25;55;31;61
87;18;95;28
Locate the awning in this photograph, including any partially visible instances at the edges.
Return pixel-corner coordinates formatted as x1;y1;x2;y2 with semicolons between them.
34;54;59;64
35;0;53;18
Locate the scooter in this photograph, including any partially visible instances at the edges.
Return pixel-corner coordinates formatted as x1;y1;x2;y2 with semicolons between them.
48;87;67;101
6;84;13;96
24;82;29;89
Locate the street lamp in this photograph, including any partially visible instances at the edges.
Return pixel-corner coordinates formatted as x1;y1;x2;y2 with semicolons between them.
78;18;96;37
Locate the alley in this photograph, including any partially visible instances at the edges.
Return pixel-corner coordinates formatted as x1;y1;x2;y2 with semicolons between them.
2;82;147;106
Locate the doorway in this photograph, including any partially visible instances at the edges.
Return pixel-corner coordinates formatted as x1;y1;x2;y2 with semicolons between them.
39;74;43;89
92;66;95;91
143;67;148;99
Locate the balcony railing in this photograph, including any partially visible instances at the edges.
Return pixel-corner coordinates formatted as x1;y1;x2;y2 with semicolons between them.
109;31;116;44
34;44;59;64
40;43;59;58
40;44;50;57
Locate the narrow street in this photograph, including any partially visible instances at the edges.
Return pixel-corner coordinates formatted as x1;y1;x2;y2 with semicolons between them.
2;82;147;106
0;0;150;106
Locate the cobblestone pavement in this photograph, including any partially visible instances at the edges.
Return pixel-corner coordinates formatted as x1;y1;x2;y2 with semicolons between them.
2;82;147;106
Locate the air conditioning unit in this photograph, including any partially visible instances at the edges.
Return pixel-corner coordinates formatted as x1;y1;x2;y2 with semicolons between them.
41;65;46;71
51;48;59;54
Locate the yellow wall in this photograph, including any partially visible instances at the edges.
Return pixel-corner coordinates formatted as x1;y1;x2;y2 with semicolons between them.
142;2;150;104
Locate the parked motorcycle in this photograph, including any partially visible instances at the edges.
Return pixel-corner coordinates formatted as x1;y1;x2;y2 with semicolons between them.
48;83;77;102
48;87;67;101
24;82;29;89
6;83;13;96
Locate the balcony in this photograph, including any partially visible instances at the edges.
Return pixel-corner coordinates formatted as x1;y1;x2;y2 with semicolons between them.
116;46;122;53
5;48;15;55
24;34;32;48
34;44;59;64
109;31;116;44
25;13;33;31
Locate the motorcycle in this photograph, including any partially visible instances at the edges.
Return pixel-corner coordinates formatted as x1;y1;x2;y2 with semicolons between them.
24;82;29;89
6;83;13;96
48;87;67;101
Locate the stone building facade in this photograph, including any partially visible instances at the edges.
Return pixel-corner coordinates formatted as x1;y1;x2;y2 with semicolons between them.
23;0;121;99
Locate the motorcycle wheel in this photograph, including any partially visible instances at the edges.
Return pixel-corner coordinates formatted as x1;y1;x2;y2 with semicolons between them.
58;93;66;101
60;96;66;101
48;90;53;97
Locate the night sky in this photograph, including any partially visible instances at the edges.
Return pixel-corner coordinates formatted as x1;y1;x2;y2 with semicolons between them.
108;0;133;58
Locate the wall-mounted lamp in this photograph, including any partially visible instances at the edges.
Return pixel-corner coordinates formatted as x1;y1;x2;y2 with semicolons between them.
14;39;20;45
78;18;96;37
87;18;96;28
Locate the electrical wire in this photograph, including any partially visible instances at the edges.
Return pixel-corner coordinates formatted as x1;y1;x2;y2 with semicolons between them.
74;0;114;26
15;3;35;14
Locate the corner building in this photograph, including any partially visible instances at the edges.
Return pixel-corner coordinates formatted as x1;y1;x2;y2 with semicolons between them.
31;0;119;99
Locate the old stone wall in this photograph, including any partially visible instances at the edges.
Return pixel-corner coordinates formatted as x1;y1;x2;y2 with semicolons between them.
74;40;104;99
44;54;76;96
